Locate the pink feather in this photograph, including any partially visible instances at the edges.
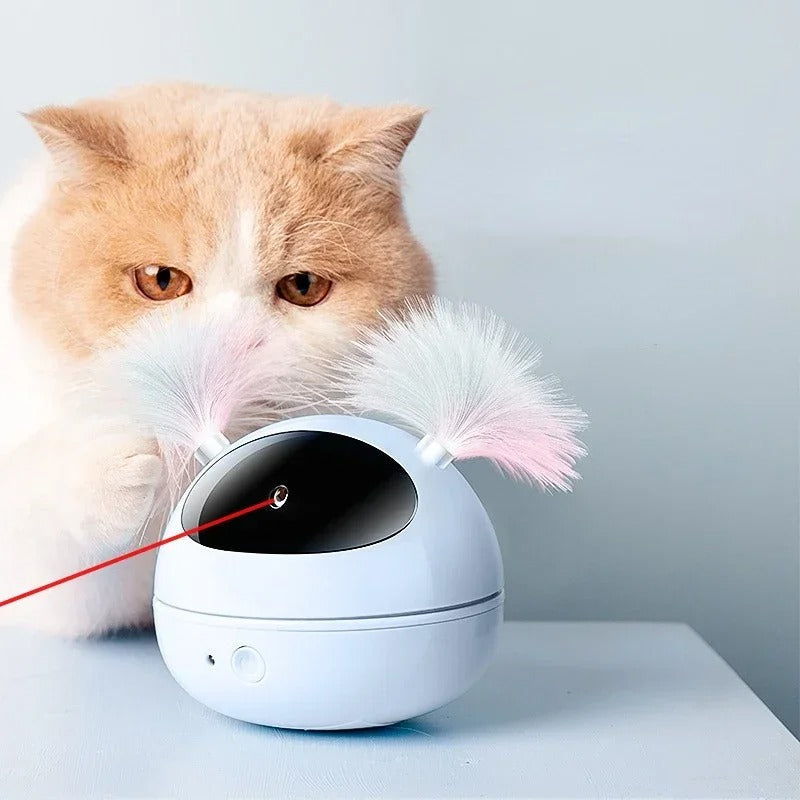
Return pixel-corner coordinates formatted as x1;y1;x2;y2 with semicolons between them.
338;298;588;491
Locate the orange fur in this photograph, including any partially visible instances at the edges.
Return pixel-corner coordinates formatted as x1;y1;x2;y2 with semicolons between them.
12;83;434;358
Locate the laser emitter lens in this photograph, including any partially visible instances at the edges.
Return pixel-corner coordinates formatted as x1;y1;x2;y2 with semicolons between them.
270;485;289;509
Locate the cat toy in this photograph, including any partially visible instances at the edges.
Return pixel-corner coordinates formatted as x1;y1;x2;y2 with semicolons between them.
106;297;587;730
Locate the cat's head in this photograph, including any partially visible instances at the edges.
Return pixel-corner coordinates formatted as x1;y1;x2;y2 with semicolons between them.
11;83;433;367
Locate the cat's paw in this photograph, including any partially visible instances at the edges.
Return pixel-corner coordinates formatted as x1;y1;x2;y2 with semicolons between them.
69;427;164;547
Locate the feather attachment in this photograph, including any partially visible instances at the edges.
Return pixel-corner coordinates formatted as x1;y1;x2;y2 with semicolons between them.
338;297;588;491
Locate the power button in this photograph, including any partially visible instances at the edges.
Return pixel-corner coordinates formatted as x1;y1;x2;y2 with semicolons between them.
231;646;266;683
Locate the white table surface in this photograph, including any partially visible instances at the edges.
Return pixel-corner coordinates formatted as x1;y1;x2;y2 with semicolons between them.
0;621;797;800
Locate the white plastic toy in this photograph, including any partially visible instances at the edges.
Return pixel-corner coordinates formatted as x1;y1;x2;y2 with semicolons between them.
111;298;587;730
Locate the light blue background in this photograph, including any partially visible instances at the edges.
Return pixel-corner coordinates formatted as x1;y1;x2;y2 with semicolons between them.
0;0;797;734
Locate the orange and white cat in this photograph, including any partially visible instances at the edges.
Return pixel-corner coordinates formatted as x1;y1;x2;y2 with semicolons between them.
0;83;432;636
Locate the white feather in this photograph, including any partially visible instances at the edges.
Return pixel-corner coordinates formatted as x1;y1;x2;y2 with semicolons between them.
90;302;326;494
338;297;588;491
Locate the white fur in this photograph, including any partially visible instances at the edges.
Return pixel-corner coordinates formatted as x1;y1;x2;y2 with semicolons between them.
235;204;259;273
0;160;59;448
201;201;260;302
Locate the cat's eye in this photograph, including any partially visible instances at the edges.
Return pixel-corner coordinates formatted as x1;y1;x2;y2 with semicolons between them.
276;272;332;307
132;265;192;301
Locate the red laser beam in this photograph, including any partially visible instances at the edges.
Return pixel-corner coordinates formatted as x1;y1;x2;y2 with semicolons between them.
0;495;276;609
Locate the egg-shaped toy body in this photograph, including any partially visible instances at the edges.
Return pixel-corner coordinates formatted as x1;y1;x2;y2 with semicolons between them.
153;415;504;730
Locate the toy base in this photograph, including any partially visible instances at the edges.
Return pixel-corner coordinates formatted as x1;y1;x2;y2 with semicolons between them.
153;595;503;730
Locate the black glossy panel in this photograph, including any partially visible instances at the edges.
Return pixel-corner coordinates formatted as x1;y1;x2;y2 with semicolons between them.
182;431;417;554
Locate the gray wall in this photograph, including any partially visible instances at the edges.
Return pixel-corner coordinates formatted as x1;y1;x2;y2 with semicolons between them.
1;0;797;734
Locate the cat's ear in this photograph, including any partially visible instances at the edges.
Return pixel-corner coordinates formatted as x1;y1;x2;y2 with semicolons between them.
321;105;427;193
23;104;130;179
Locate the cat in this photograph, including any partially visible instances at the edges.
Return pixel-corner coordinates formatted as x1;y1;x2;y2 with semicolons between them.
0;83;433;637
